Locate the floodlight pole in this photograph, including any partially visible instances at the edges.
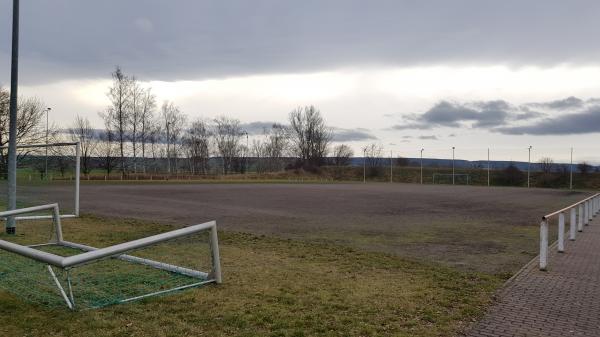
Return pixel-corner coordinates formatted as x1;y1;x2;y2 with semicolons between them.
420;148;424;184
243;131;249;173
6;0;20;234
452;147;455;185
487;148;490;187
527;146;532;188
363;148;366;183
45;107;51;180
390;150;393;183
166;121;171;175
570;147;573;190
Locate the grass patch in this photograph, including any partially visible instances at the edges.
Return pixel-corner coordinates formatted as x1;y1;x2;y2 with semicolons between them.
0;216;501;337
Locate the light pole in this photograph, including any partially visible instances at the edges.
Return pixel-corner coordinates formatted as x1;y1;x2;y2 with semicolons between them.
243;131;249;173
363;147;366;183
7;0;20;234
452;146;455;185
420;148;424;184
527;146;532;188
570;147;573;190
390;150;393;183
166;121;171;175
44;107;51;180
487;148;490;187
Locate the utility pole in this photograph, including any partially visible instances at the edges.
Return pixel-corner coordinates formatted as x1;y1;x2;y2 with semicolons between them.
420;148;424;184
487;148;490;187
570;147;573;190
7;0;20;234
452;146;455;185
44;107;51;180
528;146;532;188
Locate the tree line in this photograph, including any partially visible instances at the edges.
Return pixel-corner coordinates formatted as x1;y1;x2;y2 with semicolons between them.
71;67;347;177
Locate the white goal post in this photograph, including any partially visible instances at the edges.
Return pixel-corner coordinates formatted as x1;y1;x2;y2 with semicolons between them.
0;204;222;310
1;142;80;221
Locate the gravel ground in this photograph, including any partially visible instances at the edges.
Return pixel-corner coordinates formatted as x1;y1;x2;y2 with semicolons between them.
17;182;588;274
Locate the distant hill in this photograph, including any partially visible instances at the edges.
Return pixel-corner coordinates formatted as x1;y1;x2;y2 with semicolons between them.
348;158;599;172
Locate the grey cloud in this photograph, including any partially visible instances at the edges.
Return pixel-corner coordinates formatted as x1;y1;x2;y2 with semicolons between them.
332;128;377;142
3;1;600;84
398;100;512;129
527;96;584;110
513;107;546;121
495;105;600;135
418;135;438;140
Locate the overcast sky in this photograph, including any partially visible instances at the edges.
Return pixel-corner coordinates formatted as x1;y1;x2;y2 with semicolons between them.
1;0;600;162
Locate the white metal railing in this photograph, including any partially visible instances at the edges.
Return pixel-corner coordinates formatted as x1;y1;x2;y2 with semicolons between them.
0;204;221;309
539;193;600;270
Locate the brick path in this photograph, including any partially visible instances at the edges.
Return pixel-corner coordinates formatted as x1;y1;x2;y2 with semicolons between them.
466;216;600;337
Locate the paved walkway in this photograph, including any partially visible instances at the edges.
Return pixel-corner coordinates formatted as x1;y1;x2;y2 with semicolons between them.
466;216;600;337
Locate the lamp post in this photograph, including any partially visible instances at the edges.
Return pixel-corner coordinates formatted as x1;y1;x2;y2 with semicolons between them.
487;148;490;187
569;147;573;190
243;130;249;173
44;107;51;180
7;0;20;234
528;146;532;188
363;147;366;183
452;146;455;185
390;150;393;183
166;121;171;175
420;148;424;184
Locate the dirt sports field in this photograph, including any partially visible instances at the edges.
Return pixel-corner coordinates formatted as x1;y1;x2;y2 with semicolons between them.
32;182;586;274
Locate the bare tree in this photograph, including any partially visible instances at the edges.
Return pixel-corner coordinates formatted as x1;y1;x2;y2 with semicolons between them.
139;87;156;173
0;89;47;175
213;116;242;174
161;101;187;174
69;115;97;175
183;119;211;175
252;138;267;174
289;106;331;170
96;118;118;176
363;143;384;178
538;157;555;173
263;123;290;172
129;77;144;173
101;66;131;175
331;144;353;166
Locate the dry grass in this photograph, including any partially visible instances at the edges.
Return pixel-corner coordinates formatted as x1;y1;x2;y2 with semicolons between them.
0;216;501;337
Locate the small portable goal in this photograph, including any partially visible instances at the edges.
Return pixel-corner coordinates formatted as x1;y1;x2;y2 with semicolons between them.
0;204;222;310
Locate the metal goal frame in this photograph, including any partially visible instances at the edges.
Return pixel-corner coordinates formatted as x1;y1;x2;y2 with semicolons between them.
0;204;222;310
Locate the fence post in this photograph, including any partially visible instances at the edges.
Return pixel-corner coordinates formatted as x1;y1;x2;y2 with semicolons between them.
558;212;565;253
540;218;548;270
588;200;593;222
570;207;576;241
578;204;584;232
584;202;589;226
